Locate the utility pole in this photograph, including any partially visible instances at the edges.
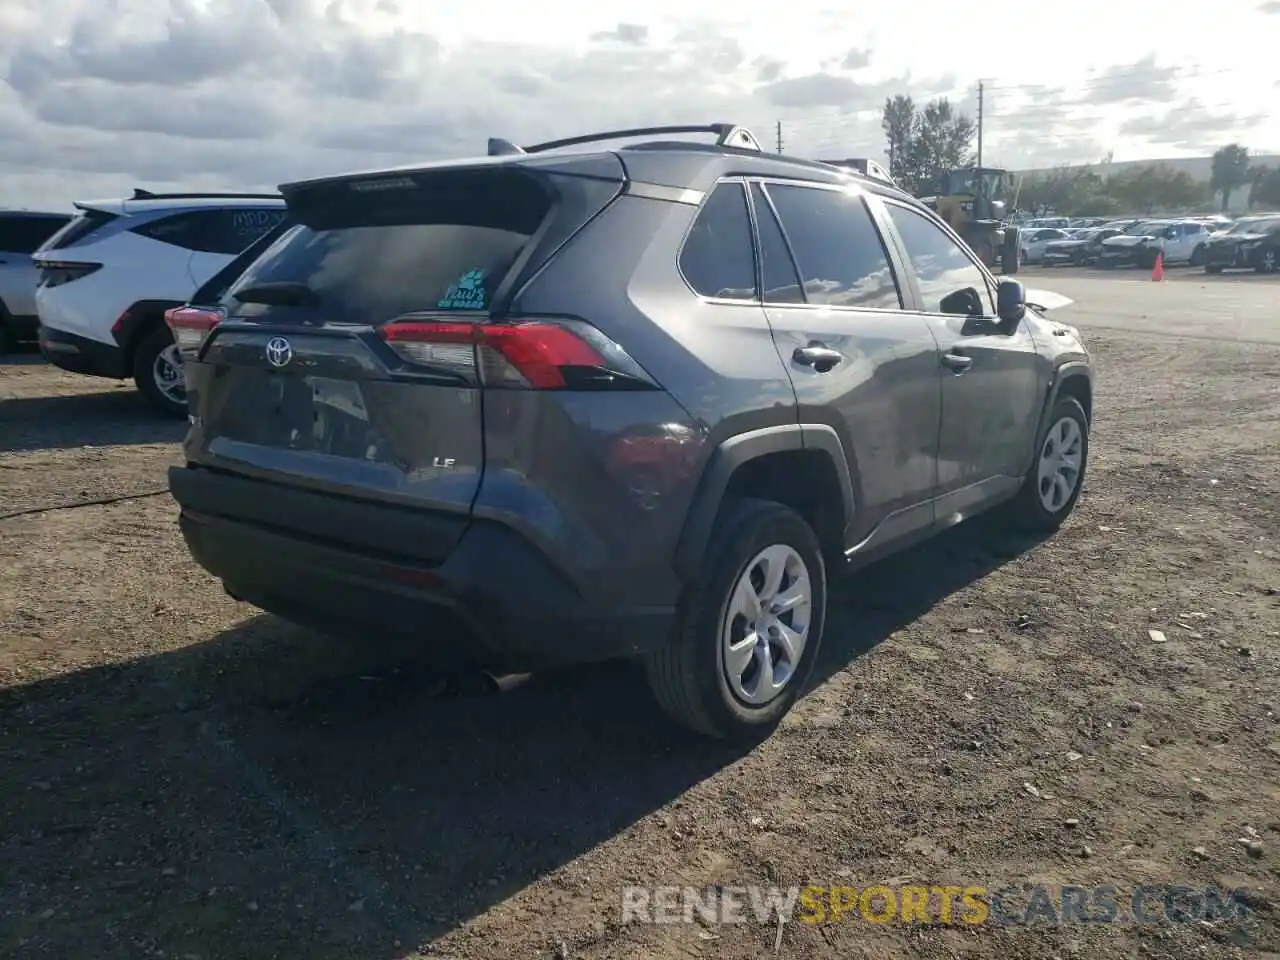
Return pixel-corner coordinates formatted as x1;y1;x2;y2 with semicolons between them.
775;120;784;154
976;80;986;168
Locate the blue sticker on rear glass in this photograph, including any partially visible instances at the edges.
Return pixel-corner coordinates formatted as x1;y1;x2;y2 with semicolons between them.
437;269;488;310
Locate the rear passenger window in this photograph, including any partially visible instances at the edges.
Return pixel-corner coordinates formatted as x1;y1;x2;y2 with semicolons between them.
885;202;994;316
750;184;805;304
762;184;902;310
679;183;757;300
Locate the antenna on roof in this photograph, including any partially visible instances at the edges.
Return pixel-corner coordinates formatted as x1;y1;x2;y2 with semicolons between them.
132;188;158;199
487;138;527;157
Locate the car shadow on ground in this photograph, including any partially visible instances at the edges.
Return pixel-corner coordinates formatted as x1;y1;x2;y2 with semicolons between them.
0;390;185;453
0;516;1044;958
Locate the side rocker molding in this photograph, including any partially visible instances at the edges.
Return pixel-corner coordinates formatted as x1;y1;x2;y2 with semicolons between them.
673;423;858;580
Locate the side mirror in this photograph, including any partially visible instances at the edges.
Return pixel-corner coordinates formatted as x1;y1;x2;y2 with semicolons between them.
940;286;986;317
996;279;1027;324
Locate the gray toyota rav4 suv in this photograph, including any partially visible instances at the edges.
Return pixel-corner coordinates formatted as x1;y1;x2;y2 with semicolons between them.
168;124;1092;740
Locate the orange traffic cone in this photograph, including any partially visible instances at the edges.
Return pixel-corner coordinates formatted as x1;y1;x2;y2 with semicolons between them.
1151;251;1164;282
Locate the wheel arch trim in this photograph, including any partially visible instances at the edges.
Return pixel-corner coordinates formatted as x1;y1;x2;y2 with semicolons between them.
1033;361;1092;451
673;423;858;580
112;298;185;357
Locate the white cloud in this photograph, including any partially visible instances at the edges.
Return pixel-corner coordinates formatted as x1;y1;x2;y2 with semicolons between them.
1;0;1278;209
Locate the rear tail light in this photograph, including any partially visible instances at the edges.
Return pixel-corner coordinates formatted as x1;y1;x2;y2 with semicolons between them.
165;305;223;358
37;261;101;289
379;316;656;390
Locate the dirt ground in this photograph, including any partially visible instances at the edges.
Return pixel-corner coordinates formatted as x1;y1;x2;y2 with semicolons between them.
1;275;1278;960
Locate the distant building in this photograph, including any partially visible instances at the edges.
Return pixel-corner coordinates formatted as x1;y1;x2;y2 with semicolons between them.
1013;154;1280;214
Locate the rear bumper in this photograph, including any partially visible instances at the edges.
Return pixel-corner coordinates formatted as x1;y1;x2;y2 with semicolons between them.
38;324;128;378
1042;249;1081;263
170;466;674;668
1097;247;1145;266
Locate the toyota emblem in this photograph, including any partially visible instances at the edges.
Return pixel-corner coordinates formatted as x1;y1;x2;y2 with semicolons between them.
265;336;293;368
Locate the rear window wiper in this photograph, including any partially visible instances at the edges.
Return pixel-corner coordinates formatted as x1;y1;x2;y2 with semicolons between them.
232;281;320;307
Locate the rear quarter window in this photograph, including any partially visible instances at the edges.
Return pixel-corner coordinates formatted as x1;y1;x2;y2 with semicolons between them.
133;208;287;255
678;182;757;300
223;169;550;323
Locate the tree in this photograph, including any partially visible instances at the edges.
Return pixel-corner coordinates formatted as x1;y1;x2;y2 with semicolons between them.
1250;165;1280;209
881;95;915;180
880;95;976;194
1014;166;1115;216
1210;144;1251;212
1106;164;1208;214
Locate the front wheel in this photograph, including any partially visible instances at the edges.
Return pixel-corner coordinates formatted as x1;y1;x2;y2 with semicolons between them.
644;499;827;740
1003;396;1089;534
1189;245;1206;267
1257;247;1278;274
132;324;188;419
1205;264;1224;275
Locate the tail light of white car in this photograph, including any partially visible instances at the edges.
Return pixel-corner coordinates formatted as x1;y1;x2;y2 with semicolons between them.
37;261;102;288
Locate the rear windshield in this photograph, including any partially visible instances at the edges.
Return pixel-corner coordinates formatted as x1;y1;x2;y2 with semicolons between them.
221;168;550;323
37;209;117;252
192;218;295;305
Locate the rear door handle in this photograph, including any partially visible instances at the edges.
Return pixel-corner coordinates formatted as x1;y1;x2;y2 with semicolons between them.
941;352;973;373
793;343;843;372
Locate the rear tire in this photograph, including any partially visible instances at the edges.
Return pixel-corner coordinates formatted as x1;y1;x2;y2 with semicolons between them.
1002;228;1021;275
1257;247;1278;274
1189;244;1206;267
1205;264;1224;275
644;498;827;741
1003;396;1089;534
132;324;188;419
0;303;13;355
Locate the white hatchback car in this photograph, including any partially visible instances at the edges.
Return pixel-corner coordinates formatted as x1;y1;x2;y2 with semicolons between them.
34;190;287;416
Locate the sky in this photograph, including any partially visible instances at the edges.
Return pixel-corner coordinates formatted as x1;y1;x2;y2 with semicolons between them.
2;0;1278;210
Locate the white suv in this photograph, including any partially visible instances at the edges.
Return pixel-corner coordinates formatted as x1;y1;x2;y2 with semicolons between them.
34;190;287;416
1149;219;1214;266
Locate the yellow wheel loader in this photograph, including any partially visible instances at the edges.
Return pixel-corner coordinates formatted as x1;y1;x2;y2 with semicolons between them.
916;167;1021;275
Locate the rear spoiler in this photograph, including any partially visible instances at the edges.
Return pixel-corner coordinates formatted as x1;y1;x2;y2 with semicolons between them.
72;199;128;217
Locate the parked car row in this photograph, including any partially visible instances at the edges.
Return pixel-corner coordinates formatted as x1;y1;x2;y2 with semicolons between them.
1025;214;1280;274
6;123;1097;741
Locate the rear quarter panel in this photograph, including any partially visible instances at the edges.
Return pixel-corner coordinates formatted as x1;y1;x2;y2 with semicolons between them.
505;193;800;605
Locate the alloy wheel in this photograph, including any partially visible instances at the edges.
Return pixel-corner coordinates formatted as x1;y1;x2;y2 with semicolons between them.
153;344;186;406
1037;416;1084;513
721;544;813;706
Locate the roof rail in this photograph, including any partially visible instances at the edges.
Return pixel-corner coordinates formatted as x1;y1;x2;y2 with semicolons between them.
818;158;896;186
130;189;282;201
487;123;765;157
